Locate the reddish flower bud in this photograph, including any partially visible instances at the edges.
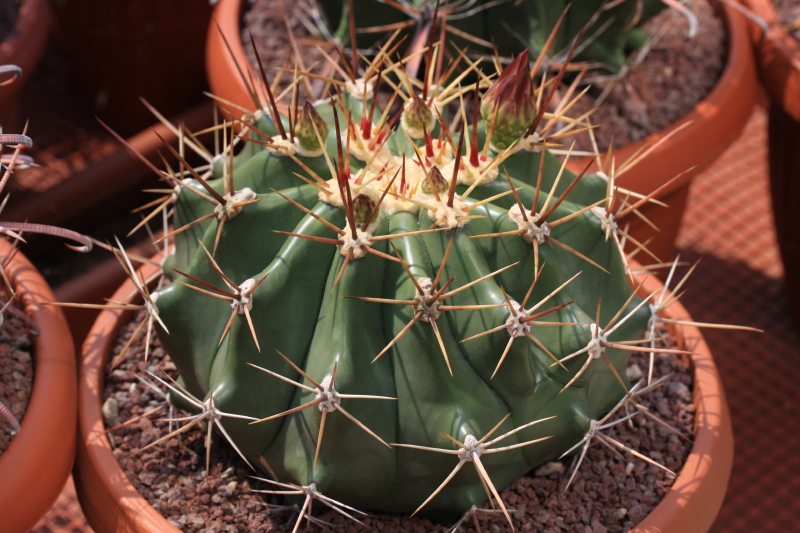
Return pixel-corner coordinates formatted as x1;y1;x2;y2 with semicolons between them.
480;49;536;150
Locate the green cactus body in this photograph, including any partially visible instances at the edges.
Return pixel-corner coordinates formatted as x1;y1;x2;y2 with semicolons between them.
154;86;649;515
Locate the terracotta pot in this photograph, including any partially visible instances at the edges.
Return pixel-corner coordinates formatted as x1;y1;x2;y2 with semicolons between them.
74;261;732;533
0;240;76;533
0;0;51;132
50;0;212;136
205;0;757;265
742;0;800;325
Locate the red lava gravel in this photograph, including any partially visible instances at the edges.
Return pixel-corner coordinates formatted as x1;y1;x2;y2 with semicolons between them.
102;308;694;533
0;308;34;455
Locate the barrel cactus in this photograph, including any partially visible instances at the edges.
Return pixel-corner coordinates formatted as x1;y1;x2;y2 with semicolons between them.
135;42;687;523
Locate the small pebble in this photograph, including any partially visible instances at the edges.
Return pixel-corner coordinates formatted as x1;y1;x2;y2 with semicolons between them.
626;363;643;382
102;397;119;423
535;461;564;477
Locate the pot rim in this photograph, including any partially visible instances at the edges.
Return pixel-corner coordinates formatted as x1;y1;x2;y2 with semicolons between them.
75;260;732;533
0;240;77;533
743;0;800;121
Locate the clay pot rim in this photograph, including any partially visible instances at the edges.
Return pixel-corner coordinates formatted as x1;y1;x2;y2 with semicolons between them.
744;0;800;120
0;240;77;533
75;260;732;533
205;0;756;202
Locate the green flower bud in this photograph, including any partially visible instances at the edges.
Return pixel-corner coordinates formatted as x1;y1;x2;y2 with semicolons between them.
480;49;535;150
401;95;435;139
421;165;449;196
295;101;329;152
353;194;376;226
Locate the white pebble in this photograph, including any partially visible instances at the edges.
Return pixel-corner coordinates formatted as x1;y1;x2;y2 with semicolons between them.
102;397;119;423
625;462;635;475
626;363;643;382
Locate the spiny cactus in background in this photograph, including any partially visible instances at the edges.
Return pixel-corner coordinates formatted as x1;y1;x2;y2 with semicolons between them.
0;67;93;290
0;64;93;437
309;0;700;72
104;26;717;523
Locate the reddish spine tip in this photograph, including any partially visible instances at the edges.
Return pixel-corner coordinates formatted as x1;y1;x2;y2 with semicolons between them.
361;117;371;140
469;146;480;168
400;155;406;194
425;132;434;159
470;89;480;167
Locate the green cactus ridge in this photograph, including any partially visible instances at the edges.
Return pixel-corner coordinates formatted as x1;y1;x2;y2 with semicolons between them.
153;72;653;516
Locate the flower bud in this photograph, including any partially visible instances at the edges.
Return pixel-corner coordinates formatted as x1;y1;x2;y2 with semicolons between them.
480;49;535;150
295;101;329;153
401;95;435;140
421;165;449;196
353;194;376;226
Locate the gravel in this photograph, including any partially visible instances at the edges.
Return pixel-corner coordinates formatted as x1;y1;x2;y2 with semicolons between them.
0;309;34;454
